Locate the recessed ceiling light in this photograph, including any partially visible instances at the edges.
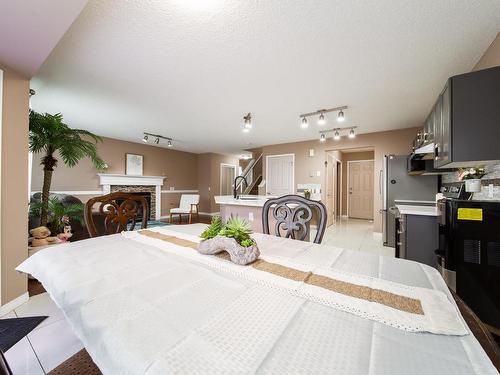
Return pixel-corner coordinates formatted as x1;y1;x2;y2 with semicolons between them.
318;113;326;125
301;117;308;129
337;110;345;122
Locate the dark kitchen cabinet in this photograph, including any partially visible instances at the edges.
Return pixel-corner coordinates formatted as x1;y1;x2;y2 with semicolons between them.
434;66;500;168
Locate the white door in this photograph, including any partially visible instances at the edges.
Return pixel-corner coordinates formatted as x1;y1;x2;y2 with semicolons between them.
220;164;236;195
348;160;374;220
266;154;294;196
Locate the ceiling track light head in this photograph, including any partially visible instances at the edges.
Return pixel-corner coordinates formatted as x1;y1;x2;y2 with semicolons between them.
29;89;36;97
348;128;356;138
167;140;173;147
318;112;326;125
243;112;252;131
337;110;345;122
320;133;326;142
333;130;341;140
142;135;149;143
301;117;308;129
154;137;160;144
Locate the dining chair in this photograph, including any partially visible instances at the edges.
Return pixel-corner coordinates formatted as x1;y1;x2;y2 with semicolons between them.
262;194;328;244
84;192;149;237
0;350;13;375
169;194;200;224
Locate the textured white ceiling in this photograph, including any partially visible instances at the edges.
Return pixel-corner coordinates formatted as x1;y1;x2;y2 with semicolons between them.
31;0;500;153
0;0;88;77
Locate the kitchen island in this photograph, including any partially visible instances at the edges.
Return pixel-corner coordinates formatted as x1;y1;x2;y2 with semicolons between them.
214;195;276;233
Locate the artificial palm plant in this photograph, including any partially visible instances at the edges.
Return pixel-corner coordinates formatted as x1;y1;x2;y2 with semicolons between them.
29;111;106;225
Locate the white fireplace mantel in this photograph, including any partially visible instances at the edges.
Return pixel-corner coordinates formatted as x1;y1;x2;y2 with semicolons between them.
98;174;165;220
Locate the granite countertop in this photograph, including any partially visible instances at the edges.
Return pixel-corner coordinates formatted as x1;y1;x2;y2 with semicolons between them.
395;204;439;216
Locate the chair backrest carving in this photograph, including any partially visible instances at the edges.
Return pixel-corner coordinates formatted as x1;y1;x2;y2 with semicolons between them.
262;194;327;244
84;192;149;238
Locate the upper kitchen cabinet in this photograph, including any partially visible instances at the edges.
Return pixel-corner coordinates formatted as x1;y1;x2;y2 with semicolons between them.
434;66;500;168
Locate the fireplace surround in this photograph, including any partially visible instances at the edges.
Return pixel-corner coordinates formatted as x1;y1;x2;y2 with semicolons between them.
98;174;165;220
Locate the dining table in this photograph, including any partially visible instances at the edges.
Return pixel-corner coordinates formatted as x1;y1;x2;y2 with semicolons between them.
16;224;497;375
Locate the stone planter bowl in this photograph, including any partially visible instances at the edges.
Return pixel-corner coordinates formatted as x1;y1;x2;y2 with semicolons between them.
198;236;260;265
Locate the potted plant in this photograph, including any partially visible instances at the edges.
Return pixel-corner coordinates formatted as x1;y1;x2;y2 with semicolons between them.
29;111;107;226
459;167;486;193
198;216;260;265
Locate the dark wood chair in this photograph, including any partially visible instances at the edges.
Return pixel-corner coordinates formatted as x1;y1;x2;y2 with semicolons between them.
262;194;328;244
84;192;149;238
0;350;13;375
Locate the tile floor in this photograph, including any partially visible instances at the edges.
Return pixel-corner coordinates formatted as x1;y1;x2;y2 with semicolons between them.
2;217;393;374
321;217;395;257
2;293;83;375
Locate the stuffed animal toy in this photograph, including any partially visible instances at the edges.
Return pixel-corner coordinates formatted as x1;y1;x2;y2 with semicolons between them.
57;226;73;242
30;226;59;247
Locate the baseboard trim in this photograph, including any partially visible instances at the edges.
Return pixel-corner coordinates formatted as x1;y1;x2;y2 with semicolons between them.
0;292;29;316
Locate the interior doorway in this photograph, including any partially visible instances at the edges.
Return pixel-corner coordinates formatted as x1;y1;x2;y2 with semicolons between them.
220;163;237;195
325;147;375;225
325;151;342;226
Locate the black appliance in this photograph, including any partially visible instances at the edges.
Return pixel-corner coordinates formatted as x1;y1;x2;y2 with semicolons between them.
437;184;500;330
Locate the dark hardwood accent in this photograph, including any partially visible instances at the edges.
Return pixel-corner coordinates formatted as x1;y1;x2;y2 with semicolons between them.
262;194;327;244
84;192;148;238
0;350;13;375
451;289;500;371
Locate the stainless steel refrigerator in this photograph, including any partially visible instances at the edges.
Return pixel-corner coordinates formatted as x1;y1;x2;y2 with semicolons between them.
381;155;438;247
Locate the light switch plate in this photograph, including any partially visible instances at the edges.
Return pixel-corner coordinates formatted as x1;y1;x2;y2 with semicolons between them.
316;171;321;177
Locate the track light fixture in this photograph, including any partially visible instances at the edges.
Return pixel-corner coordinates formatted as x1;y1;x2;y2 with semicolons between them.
299;105;347;129
318;126;358;142
142;132;173;147
318;112;326;125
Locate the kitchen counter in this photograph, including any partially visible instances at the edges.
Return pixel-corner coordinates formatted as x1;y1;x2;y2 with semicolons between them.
214;195;276;207
396;204;438;216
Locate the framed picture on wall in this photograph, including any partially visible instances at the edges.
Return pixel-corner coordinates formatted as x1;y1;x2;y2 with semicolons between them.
125;153;143;176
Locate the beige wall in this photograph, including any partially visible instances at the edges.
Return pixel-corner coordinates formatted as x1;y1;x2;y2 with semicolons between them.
31;137;199;217
252;128;419;232
1;64;29;305
340;151;375;216
196;153;240;213
473;32;500;71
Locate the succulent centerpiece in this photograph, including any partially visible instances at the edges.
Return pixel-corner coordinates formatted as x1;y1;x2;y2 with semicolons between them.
198;216;260;265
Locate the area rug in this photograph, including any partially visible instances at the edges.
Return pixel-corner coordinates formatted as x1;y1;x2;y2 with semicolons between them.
133;220;169;230
48;349;101;375
0;316;47;352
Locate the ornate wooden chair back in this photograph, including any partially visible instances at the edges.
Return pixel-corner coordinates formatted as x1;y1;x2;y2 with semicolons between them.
262;194;327;244
84;192;149;238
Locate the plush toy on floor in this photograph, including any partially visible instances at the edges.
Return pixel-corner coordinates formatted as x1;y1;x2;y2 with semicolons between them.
30;226;60;247
57;225;73;242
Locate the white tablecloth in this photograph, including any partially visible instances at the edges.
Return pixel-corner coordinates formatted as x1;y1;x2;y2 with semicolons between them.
17;224;497;375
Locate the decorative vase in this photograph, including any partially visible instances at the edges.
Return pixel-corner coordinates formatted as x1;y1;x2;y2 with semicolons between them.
465;179;482;193
198;236;260;265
